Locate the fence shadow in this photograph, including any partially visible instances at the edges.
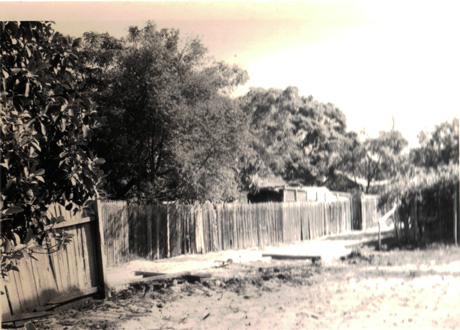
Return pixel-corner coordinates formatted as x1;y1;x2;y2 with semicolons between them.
326;230;392;242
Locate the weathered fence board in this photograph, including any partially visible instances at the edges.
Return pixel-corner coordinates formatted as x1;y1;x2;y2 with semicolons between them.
99;200;129;267
361;195;381;230
2;204;103;320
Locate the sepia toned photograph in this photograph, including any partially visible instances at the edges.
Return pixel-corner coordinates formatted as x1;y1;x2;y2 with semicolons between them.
1;1;459;329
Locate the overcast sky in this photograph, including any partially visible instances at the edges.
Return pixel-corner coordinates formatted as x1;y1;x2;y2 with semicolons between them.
2;0;459;147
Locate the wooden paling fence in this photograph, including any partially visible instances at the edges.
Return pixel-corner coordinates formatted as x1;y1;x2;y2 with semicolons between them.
1;203;106;322
1;196;379;322
361;195;382;230
100;200;354;267
333;192;363;230
98;201;129;267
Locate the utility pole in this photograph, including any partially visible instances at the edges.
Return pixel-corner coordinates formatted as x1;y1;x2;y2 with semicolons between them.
391;112;395;131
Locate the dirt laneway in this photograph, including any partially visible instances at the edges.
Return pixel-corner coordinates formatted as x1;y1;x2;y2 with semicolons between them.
118;249;460;330
105;228;391;289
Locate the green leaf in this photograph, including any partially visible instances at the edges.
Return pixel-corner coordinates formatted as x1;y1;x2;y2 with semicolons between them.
40;122;46;135
4;240;12;253
26;189;34;199
35;168;45;176
25;228;34;244
13;232;21;245
72;38;82;48
35;175;45;183
5;178;15;190
4;206;24;215
29;148;39;158
31;140;41;151
94;158;105;165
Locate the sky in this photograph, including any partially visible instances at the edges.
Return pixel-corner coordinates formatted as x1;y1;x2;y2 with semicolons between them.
2;0;460;147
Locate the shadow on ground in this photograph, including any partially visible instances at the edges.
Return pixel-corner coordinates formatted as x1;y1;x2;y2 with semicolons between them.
324;230;392;242
360;234;457;252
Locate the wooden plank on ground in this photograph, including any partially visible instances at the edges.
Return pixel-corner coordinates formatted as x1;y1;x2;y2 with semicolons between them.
126;271;211;285
45;287;99;305
262;254;321;263
2;311;53;324
133;271;166;278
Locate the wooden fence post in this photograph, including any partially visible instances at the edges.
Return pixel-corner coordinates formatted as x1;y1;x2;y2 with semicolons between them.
166;203;170;258
95;199;108;299
414;197;418;242
454;191;458;246
155;204;160;259
147;204;153;260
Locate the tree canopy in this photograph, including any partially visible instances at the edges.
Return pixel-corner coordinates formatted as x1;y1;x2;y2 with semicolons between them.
80;22;249;202
239;86;350;190
358;130;408;193
0;21;103;274
410;118;459;169
379;119;459;233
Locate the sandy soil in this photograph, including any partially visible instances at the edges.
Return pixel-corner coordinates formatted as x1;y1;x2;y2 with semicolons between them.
32;229;460;330
106;227;388;289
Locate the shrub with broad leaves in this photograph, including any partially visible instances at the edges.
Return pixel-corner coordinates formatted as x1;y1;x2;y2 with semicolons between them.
1;21;104;276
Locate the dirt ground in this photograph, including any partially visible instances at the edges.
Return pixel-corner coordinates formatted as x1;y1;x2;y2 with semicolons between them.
29;230;460;330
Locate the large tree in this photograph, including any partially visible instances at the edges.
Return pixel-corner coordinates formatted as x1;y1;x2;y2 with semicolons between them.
1;22;103;274
410;118;459;169
239;86;350;189
358;130;408;193
80;22;249;201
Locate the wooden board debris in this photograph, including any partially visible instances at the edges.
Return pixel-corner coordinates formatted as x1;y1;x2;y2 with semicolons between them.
134;271;166;278
45;287;99;305
2;311;53;324
262;254;321;263
213;258;234;268
128;271;211;285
